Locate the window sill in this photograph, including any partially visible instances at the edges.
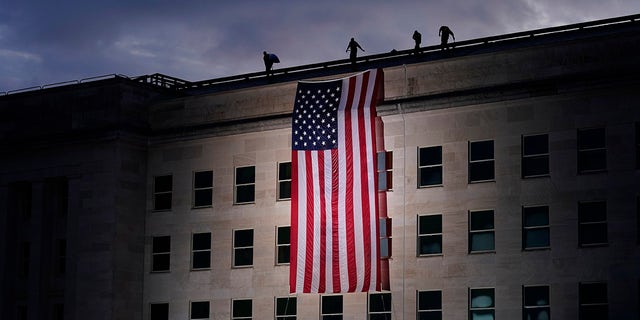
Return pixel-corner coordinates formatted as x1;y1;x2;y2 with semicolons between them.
468;250;496;255
418;184;443;189
417;253;443;258
468;179;496;184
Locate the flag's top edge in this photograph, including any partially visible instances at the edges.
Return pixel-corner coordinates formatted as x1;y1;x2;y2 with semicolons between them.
297;69;380;85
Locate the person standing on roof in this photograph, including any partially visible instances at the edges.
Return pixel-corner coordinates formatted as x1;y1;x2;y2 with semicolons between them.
438;26;455;50
412;30;422;55
346;37;364;67
263;51;280;76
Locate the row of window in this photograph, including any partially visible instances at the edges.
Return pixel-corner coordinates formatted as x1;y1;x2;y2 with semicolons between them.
148;282;609;320
154;125;640;211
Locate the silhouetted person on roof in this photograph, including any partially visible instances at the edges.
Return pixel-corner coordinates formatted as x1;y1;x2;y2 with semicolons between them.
346;37;364;68
439;26;455;50
263;51;280;76
412;30;422;55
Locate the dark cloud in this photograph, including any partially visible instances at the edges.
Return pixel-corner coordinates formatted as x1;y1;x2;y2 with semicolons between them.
1;0;638;91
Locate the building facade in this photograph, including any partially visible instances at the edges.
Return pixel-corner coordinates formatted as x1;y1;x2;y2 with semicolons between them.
1;14;639;320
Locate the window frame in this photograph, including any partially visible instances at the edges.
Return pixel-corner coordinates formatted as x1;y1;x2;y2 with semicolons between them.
151;236;171;273
523;285;550;320
55;238;66;275
320;295;343;320
417;290;442;320
579;282;608;320
468;140;495;183
378;151;393;191
578;200;608;247
417;214;443;256
635;122;640;170
234;166;256;204
232;298;252;320
522;133;550;178
192;170;213;208
577;127;607;174
233;228;254;268
469;287;495;320
276;226;291;265
379;217;392;259
191;232;211;270
190;301;210;320
522;205;550;250
275;296;297;320
277;162;292;201
150;302;169;320
368;292;392;320
418;146;443;188
468;210;495;253
153;174;173;211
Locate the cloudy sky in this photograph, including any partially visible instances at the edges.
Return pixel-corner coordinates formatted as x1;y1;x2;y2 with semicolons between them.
1;0;638;92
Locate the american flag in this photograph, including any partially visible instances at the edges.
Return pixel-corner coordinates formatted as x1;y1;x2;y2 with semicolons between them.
290;69;383;293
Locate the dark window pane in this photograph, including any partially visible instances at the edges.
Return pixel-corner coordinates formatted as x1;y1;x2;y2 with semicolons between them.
191;301;209;319
194;189;212;207
579;150;607;172
420;146;442;166
235;229;254;247
470;232;495;251
150;303;169;320
418;291;442;310
153;254;170;271
370;314;391;320
419;235;442;255
154;193;172;210
524;206;549;226
578;128;605;150
277;246;291;264
236;185;255;203
470;288;494;308
523;134;549;155
469;161;494;182
276;297;297;315
278;227;290;245
279;181;291;199
369;293;391;312
580;283;608;304
233;299;252;317
579;202;607;222
470;310;494;320
522;155;549;177
419;215;442;234
580;306;608;320
155;175;172;192
322;296;343;314
524;308;550;320
580;223;608;245
524;286;549;306
153;236;171;253
279;162;292;180
322;316;343;320
418;311;442;320
193;233;211;250
193;251;211;269
470;141;494;161
236;166;255;184
194;171;213;188
470;211;494;230
420;167;443;186
234;248;253;266
525;229;550;248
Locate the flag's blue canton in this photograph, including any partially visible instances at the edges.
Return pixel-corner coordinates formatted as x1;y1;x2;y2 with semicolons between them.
292;81;341;151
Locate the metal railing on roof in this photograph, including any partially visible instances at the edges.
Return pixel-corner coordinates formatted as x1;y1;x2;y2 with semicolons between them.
1;74;131;96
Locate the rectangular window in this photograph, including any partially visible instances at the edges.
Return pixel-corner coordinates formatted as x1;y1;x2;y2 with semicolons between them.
522;134;549;178
10;182;32;221
192;232;211;270
19;241;30;278
579;282;608;320
523;206;550;250
578;127;606;173
469;210;495;253
380;218;392;259
233;229;254;267
232;299;252;320
190;301;209;319
52;303;64;320
469;288;495;320
378;151;393;191
150;303;169;320
276;226;291;265
44;177;68;217
369;292;392;320
152;236;171;272
235;166;255;204
193;170;213;208
321;295;343;320
417;290;442;320
275;297;297;320
469;140;495;183
154;175;172;211
523;286;550;320
17;305;27;320
636;123;640;169
56;239;66;275
579;201;608;246
278;162;292;200
418;146;443;187
418;214;442;256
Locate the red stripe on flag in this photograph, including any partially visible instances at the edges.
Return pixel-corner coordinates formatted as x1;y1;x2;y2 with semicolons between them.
290;152;299;294
318;151;327;293
303;151;314;293
357;72;372;291
331;148;341;292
